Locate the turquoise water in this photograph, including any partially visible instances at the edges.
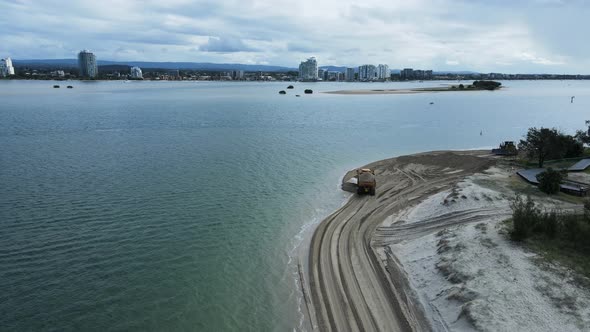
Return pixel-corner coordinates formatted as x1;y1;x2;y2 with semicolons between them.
1;80;588;331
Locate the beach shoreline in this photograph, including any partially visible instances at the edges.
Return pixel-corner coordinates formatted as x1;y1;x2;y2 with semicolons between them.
302;150;494;331
301;149;590;331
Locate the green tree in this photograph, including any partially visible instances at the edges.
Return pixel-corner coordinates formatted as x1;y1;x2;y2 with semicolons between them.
560;134;584;158
536;168;564;194
575;120;590;146
518;127;561;167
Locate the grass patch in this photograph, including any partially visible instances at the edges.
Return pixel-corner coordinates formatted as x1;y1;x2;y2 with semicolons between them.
526;236;590;287
516;156;588;169
501;217;590;285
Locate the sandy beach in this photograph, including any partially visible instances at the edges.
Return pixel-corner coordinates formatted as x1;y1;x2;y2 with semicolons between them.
302;150;590;331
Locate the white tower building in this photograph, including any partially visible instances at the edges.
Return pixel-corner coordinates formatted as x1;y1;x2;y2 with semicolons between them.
130;66;143;79
298;57;318;81
0;57;15;76
377;64;390;80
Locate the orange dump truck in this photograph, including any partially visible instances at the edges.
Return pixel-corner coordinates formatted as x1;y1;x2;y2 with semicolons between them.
356;168;376;196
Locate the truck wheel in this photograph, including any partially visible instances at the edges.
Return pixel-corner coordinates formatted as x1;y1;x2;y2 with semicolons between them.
357;187;363;195
370;188;376;196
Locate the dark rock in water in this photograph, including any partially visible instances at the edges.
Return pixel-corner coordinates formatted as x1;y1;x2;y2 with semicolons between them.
53;85;60;88
295;95;300;97
67;86;73;89
279;90;286;94
287;85;294;89
304;89;313;94
430;102;434;105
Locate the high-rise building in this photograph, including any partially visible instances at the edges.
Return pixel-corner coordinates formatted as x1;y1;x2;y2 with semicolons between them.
414;70;424;80
0;57;15;77
130;66;143;79
401;68;414;80
318;68;326;81
78;50;98;78
298;57;318;81
327;71;340;81
345;67;355;81
231;70;244;80
377;64;390;80
358;64;376;81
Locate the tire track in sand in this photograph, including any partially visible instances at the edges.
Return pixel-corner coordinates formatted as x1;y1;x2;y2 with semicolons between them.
306;151;494;331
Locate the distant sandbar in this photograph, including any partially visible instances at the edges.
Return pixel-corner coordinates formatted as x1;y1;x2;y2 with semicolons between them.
323;86;485;95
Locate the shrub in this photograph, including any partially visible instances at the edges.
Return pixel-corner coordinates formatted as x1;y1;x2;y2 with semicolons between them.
510;195;539;240
510;196;590;252
536;168;564;194
539;210;559;239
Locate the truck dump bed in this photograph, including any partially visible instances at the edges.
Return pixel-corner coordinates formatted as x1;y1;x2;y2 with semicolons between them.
358;172;375;184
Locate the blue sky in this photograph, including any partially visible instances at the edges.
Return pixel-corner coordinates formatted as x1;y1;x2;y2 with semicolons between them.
1;0;589;73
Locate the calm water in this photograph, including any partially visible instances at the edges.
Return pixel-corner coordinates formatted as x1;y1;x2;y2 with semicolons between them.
1;80;588;331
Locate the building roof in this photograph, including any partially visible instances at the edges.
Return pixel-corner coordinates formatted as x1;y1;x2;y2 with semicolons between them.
568;158;590;171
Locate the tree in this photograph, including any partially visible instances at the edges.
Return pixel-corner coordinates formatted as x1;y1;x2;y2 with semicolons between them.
519;127;561;167
472;80;502;90
560;134;584;158
575;120;590;146
536;168;564;194
519;127;582;167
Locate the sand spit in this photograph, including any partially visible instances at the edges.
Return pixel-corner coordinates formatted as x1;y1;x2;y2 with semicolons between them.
305;151;590;331
380;169;590;331
323;87;480;95
305;150;494;331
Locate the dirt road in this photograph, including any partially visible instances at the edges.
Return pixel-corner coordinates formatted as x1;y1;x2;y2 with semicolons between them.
306;151;494;331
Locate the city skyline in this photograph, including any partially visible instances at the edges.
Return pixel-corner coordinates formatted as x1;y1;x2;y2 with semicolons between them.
1;1;589;74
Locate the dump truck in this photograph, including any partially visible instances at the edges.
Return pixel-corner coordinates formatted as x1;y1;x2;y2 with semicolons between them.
356;168;376;195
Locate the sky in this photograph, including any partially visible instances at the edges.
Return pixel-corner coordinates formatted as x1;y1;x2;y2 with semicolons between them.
1;0;589;73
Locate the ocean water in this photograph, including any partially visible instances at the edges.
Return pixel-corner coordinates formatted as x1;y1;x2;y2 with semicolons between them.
1;80;588;331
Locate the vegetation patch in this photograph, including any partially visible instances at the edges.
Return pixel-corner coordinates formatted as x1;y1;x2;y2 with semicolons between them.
507;195;590;280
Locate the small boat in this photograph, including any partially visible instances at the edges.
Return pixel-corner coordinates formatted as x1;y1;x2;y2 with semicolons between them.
67;86;73;89
295;95;301;97
287;85;294;89
429;102;434;105
304;89;313;94
53;85;60;88
279;90;287;95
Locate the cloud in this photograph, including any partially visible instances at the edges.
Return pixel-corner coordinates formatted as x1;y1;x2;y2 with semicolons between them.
0;0;588;73
517;52;565;65
286;42;315;53
199;36;258;53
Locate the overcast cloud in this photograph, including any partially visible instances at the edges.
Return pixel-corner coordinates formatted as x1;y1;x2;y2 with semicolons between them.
0;0;588;73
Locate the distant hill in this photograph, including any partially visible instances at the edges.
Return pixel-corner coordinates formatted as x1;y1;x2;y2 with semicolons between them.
12;59;298;72
433;70;480;75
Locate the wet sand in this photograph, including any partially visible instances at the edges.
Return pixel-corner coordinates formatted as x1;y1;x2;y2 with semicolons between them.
303;150;494;331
